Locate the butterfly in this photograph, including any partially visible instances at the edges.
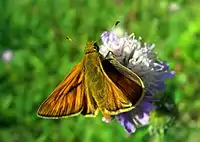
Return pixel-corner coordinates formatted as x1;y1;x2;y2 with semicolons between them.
37;41;145;121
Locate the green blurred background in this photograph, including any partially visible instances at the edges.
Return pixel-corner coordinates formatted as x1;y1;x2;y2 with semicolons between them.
0;0;200;142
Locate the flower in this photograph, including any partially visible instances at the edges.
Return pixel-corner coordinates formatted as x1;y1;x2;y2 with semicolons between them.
1;49;13;62
99;27;175;134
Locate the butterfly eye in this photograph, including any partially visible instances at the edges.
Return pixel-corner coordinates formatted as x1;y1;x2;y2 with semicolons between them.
93;42;99;51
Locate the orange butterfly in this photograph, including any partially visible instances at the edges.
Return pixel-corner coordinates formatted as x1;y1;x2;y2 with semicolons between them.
37;41;145;121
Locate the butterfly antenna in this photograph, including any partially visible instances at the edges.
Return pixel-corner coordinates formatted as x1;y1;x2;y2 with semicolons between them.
112;20;120;30
115;21;120;27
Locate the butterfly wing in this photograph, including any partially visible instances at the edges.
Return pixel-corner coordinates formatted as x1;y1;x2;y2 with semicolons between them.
99;59;145;115
37;62;98;118
103;59;144;106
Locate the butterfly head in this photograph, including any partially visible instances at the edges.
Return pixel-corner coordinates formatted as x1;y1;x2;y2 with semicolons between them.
85;41;99;54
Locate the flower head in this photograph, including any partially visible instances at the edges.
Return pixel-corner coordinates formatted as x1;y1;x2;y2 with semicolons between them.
99;26;175;134
1;49;13;63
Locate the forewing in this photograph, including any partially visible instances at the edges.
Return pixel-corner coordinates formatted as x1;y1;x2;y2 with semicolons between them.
92;61;131;115
37;63;97;118
99;59;144;115
102;60;144;107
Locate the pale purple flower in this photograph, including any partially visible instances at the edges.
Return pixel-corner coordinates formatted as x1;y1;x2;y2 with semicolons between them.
99;27;175;134
1;49;13;62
